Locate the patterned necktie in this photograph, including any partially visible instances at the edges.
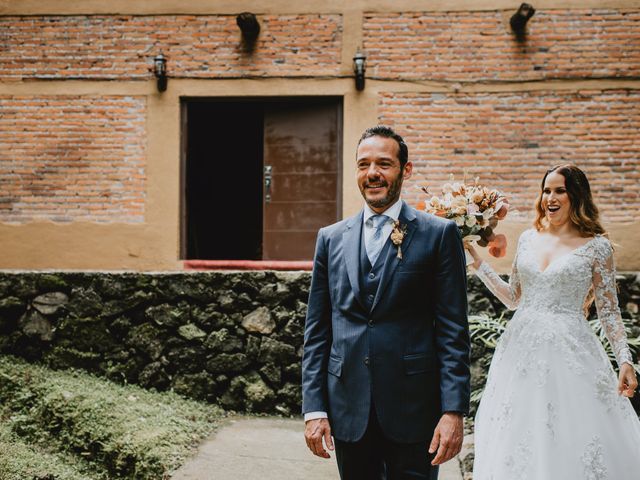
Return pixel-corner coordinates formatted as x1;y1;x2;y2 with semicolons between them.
366;214;389;266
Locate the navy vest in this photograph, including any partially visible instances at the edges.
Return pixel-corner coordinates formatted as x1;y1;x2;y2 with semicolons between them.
360;230;392;312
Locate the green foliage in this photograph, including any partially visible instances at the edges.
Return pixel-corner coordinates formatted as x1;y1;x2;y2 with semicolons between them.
0;355;224;479
469;314;508;349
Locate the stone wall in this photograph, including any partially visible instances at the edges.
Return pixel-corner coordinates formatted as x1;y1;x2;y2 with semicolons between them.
0;271;638;415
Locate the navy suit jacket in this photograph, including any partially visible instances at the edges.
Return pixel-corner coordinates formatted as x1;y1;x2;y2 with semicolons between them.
302;201;470;443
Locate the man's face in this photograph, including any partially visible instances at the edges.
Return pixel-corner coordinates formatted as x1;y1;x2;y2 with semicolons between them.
356;136;412;213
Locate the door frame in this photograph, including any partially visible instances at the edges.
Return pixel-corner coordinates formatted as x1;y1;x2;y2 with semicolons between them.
179;96;343;261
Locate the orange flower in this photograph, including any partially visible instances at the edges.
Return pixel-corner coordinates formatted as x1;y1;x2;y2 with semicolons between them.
488;234;507;258
495;200;509;220
416;200;426;211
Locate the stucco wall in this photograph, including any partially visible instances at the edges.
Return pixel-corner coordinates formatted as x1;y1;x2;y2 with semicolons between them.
1;1;639;271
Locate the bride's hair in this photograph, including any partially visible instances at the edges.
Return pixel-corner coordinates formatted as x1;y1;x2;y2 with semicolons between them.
534;164;606;237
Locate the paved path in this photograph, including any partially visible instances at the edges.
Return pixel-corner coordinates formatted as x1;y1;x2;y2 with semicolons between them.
172;416;463;480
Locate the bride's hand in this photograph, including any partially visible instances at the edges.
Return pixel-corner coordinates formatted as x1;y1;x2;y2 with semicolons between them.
463;241;483;270
618;363;638;398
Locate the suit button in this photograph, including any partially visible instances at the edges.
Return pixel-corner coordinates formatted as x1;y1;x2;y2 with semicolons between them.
368;294;374;301
368;319;374;327
369;272;375;279
364;357;370;366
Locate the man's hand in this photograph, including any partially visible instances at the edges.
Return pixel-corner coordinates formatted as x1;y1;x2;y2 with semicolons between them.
429;412;463;466
304;418;334;459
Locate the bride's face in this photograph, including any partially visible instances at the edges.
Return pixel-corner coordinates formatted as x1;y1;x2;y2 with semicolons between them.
541;171;571;226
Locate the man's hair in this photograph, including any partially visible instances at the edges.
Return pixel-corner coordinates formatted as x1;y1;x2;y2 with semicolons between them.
357;125;409;168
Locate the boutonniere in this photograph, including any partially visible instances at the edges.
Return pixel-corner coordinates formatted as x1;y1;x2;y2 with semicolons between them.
390;220;408;260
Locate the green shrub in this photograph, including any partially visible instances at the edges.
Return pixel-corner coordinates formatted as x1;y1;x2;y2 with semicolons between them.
0;355;223;479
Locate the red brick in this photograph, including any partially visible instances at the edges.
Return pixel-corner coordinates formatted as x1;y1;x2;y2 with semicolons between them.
378;90;640;223
364;10;640;81
0;96;146;223
0;15;342;80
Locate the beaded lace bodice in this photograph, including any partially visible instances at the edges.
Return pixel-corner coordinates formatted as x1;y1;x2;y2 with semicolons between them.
476;229;633;367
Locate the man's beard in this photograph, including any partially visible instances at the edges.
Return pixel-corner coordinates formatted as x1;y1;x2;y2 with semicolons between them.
365;176;403;209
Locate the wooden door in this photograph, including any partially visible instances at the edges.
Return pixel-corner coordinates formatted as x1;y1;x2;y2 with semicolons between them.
262;100;341;260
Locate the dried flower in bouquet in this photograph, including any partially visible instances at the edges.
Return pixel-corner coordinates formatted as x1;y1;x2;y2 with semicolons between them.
423;177;510;258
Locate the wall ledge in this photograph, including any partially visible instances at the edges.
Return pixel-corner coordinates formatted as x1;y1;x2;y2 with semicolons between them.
183;260;313;271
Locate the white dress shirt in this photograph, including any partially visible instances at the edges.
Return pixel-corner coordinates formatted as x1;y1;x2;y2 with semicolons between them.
304;198;403;422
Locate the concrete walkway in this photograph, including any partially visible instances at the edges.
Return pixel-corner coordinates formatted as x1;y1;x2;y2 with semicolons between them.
172;416;463;480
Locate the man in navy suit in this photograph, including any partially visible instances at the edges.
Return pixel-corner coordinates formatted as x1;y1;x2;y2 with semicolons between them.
302;126;470;479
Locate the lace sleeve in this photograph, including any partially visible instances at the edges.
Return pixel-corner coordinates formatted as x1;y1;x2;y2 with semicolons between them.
592;238;633;367
474;233;524;311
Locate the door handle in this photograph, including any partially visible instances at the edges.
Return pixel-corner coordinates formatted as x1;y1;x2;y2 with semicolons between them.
264;165;272;203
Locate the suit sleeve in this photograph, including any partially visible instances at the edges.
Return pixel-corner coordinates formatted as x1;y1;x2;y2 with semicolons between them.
433;221;471;415
301;228;333;414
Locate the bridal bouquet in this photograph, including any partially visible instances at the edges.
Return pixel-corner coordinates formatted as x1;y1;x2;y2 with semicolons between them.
423;178;510;258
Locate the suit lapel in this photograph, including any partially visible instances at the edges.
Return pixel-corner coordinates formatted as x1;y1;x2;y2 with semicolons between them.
342;210;366;311
371;202;418;312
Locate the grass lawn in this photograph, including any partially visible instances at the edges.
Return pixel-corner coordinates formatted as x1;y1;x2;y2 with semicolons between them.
0;355;224;479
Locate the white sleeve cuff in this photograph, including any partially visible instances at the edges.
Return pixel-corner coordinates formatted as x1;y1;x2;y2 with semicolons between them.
304;411;328;422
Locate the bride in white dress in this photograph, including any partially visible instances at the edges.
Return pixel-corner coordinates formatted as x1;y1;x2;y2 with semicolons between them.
466;164;640;479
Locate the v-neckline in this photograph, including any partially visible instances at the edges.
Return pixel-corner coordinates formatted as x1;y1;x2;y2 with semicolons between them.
533;234;598;274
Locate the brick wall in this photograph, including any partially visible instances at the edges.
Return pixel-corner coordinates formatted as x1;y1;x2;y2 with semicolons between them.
0;15;342;80
378;90;640;223
0;96;146;223
1;4;640;267
364;10;640;81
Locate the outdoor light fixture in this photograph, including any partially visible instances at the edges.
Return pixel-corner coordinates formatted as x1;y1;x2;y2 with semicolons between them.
236;12;260;42
510;3;536;42
353;49;367;91
153;53;167;92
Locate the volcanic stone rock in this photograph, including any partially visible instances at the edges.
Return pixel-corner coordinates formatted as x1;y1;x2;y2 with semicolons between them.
35;274;69;292
18;310;53;341
205;353;249;374
128;324;164;361
258;337;296;363
178;323;207;341
219;376;247;410
32;292;69;315
166;344;206;374
217;292;235;311
172;371;217;400
243;372;276;411
204;328;243;353
0;296;24;312
138;361;170;389
242;307;275;334
246;335;261;360
283;363;302;382
145;304;182;328
259;363;282;386
278;382;302;406
68;287;103;318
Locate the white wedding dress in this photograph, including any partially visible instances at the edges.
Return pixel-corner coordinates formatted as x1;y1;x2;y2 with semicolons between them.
472;229;640;480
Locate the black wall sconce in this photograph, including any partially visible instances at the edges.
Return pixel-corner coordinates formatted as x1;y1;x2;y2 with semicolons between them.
353;49;367;91
510;3;536;42
237;12;260;49
153;53;167;92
